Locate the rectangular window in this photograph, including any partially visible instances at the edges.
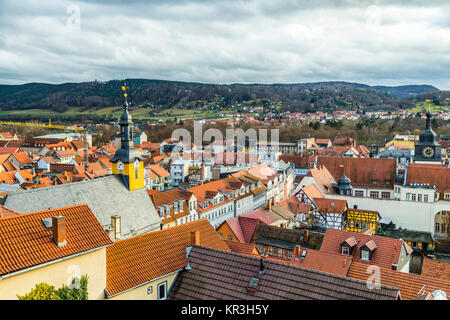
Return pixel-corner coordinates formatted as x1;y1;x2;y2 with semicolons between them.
272;247;278;255
157;281;167;300
435;223;440;233
406;193;411;201
228;234;233;241
424;195;428;202
411;194;416;201
418;194;422;202
370;191;379;198
355;190;364;197
381;192;390;199
361;250;370;261
341;246;350;255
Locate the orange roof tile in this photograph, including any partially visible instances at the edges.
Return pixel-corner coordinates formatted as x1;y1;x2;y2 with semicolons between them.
0;205;20;218
0;204;113;276
224;240;258;256
301;183;323;200
421;258;450;282
11;152;33;165
348;261;450;300
106;218;230;297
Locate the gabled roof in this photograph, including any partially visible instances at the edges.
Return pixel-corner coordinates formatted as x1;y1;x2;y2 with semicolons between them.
313;198;347;213
268;245;352;277
301;183;324;200
224;240;259;256
348;261;450;300
222;211;275;243
278;195;312;215
320;229;409;269
3;175;162;239
106;219;230;297
405;163;450;196
0;204;113;277
305;166;336;194
11;152;33;165
421;258;450;282
317;156;396;189
0;205;20;218
168;246;400;300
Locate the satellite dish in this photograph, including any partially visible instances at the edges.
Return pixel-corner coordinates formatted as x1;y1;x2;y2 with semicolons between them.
432;290;447;300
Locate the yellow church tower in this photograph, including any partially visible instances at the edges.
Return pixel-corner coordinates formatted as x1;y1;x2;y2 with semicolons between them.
110;83;145;191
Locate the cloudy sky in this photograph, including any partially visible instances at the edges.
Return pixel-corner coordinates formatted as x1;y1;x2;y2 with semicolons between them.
1;0;449;88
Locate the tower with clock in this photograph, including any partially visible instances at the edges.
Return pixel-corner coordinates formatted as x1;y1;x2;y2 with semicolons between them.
110;83;145;191
414;111;442;164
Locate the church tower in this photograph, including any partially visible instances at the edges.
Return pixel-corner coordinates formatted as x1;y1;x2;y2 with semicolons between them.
414;111;442;164
110;83;145;190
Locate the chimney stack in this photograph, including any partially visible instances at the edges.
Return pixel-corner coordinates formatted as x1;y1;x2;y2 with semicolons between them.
293;245;301;260
52;214;67;247
111;215;121;241
190;230;200;246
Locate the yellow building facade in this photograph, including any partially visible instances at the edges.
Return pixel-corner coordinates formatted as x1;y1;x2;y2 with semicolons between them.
0;248;107;300
344;209;380;235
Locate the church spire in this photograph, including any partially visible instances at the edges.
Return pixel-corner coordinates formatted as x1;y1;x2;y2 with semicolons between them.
110;82;145;191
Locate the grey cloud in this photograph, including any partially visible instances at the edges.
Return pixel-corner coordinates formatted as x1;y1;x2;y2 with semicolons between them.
0;0;449;89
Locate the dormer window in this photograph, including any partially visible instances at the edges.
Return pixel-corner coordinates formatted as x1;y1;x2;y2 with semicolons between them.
360;240;377;261
179;200;184;212
341;246;350;255
361;250;370;261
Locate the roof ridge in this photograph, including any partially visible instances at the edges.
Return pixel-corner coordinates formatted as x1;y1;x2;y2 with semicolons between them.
0;203;90;220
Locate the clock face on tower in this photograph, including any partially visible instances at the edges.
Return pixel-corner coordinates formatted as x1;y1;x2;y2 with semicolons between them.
423;147;434;158
117;160;124;170
134;159;140;169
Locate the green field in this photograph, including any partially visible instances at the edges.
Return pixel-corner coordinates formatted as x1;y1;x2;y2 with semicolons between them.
0;106;223;121
408;102;448;114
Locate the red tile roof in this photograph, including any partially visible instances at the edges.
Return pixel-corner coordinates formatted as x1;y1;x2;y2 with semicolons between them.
278;195;312;215
348;261;450;300
421;258;450;282
405;163;450;198
106;218;230;297
320;228;409;270
313;198;347;213
317;156;396;189
268;245;352;277
0;204;113;276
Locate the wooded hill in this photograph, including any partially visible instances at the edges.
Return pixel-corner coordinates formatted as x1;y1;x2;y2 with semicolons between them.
0;79;438;113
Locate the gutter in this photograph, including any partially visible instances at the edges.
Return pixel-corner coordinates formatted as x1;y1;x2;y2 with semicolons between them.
0;243;113;282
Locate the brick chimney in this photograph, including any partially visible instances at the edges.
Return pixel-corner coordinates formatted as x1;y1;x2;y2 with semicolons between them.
52;214;67;247
190;230;200;246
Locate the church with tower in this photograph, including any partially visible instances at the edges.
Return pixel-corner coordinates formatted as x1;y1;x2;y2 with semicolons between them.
414;111;443;164
110;84;145;191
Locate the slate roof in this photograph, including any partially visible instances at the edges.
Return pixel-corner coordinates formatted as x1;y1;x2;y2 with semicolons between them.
3;175;162;239
0;204;113;277
106;218;230;297
348;261;450;300
168;245;400;300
